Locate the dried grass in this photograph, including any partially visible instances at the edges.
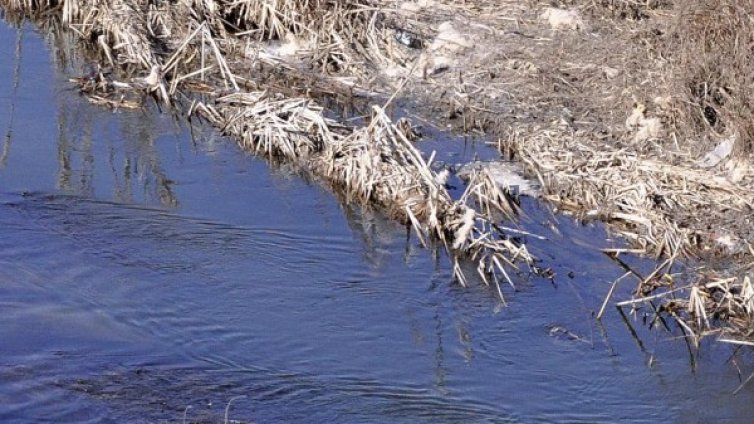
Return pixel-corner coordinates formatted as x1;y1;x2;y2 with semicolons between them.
393;0;754;343
669;0;754;157
501;0;754;344
191;94;534;301
0;0;537;302
4;0;754;343
573;0;671;20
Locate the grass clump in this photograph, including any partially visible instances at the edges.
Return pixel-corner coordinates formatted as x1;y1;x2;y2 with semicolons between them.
670;0;754;156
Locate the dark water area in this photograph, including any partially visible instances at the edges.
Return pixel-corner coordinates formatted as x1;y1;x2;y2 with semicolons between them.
1;22;753;424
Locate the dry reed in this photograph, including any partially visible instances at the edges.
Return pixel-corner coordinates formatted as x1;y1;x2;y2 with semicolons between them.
4;0;754;345
0;0;537;302
389;0;754;344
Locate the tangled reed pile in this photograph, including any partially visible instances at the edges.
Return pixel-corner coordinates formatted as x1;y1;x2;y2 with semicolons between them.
671;0;754;156
501;0;754;344
342;0;754;345
0;0;536;301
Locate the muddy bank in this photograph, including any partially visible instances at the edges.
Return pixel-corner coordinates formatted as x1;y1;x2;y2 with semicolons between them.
1;0;752;344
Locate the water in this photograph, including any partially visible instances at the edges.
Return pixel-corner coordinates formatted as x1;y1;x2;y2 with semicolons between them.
1;22;753;424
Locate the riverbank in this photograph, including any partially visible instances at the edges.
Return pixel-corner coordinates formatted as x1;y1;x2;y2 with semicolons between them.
396;0;754;344
2;0;752;345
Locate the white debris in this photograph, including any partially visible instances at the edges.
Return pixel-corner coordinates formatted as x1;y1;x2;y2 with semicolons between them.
625;102;646;130
602;66;620;79
431;22;472;52
699;135;735;168
400;0;435;12
382;64;406;78
132;64;162;89
277;34;310;56
452;208;477;250
417;21;473;77
633;117;662;142
653;95;673;109
625;102;663;142
423;55;453;76
457;161;541;197
434;168;450;186
249;34;312;62
716;234;744;254
541;7;586;31
726;158;749;183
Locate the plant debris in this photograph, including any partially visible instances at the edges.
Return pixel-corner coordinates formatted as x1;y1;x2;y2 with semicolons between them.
2;0;754;345
0;0;541;304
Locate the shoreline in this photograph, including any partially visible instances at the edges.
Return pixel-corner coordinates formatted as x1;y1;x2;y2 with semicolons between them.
2;0;752;345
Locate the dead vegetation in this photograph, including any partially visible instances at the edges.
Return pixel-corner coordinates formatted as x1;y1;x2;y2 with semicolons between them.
670;0;754;157
525;0;754;346
557;0;672;20
390;0;754;345
0;0;540;303
2;0;754;345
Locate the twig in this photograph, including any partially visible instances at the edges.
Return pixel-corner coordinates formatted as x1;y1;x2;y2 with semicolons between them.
597;271;632;320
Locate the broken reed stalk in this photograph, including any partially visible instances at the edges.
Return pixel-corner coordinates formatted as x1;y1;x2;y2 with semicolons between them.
191;94;533;301
0;0;536;300
504;120;754;343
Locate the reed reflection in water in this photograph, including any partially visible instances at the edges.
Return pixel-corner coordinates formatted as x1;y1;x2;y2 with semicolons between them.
0;12;179;208
0;26;21;169
54;98;180;207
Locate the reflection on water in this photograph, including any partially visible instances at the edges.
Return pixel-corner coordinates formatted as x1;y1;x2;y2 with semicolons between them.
2;18;754;424
0;13;178;208
55;101;178;207
0;26;20;169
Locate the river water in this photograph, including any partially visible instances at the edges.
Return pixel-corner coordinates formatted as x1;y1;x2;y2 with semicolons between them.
1;21;752;424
